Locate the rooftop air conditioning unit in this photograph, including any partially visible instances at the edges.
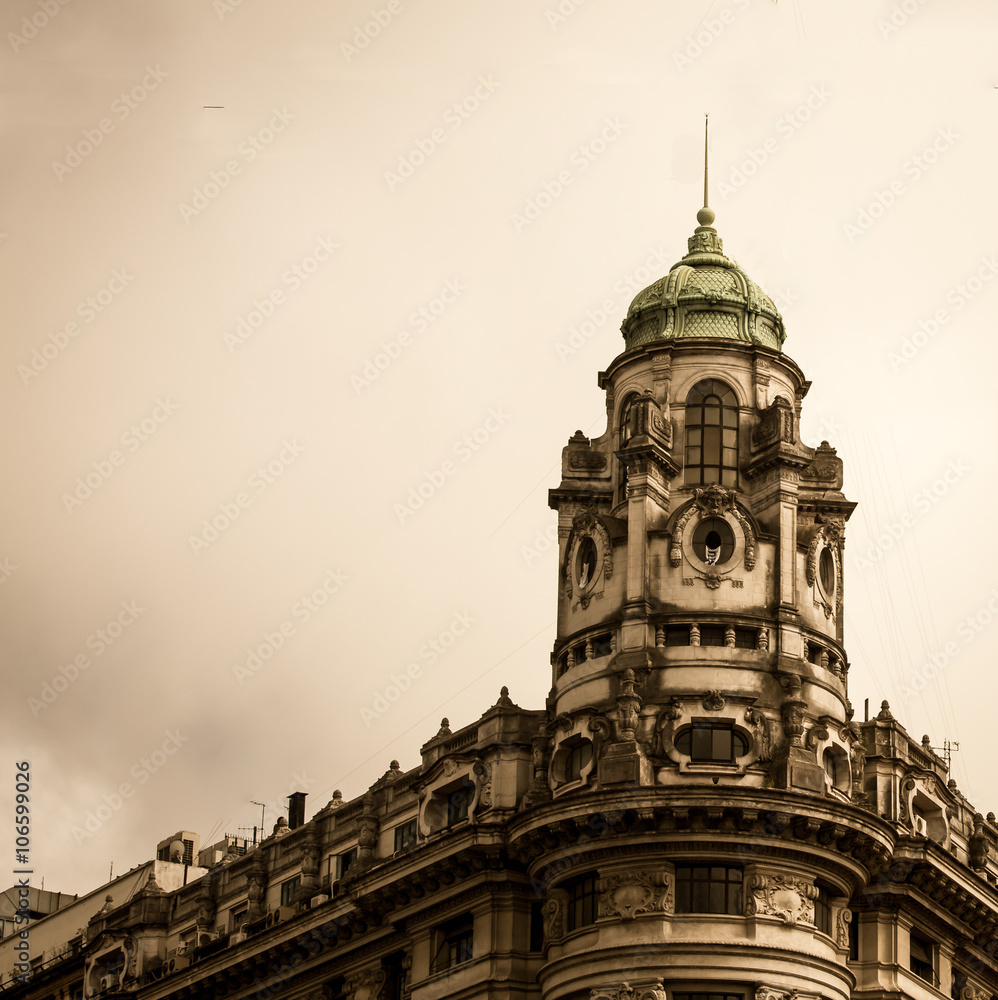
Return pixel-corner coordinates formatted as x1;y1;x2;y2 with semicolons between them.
100;975;113;991
167;955;191;973
230;932;247;945
915;815;928;836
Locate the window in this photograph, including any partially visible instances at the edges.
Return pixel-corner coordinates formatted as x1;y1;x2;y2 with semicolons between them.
563;739;593;782
814;884;831;935
666;625;690;646
823;750;838;785
529;901;544;952
445;780;475;826
675;865;743;915
432;914;474;972
675;721;748;763
818;547;835;593
230;907;247;931
910;931;936;983
565;873;598;930
849;910;859;960
394;819;417;854
424;777;476;832
577;537;598;588
336;847;357;880
692;517;735;566
280;876;300;907
685;379;738;486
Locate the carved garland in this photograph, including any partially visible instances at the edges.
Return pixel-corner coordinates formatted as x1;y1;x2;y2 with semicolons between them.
670;485;756;572
805;518;845;589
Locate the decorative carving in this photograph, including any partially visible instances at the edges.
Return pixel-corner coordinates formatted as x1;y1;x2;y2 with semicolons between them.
564;506;613;608
542;888;568;941
745;708;771;762
804;724;829;752
345;967;388;1000
591;986;634;1000
805;515;845;588
615;668;641;742
246;862;267;921
620;389;672;449
729;504;757;570
473;760;493;810
899;776;917;829
598;870;673;920
779;674;807;747
671;486;756;572
969;813;988;869
757;628;769;651
753;397;795;449
522;732;552;808
702;690;725;712
755;987;789;1000
850;739;867;804
494;686;515;708
568;450;608;472
745;871;818;926
836;906;853;948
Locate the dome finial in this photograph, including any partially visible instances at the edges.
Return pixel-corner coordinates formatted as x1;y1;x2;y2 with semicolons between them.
697;113;715;228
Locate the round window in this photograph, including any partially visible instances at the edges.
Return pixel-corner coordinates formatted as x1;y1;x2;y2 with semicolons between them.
691;517;735;566
818;547;835;594
577;537;598;588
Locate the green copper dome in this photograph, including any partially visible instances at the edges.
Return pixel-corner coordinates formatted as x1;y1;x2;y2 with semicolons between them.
621;217;787;353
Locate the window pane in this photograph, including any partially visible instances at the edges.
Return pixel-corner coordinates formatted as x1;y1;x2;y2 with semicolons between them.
692;879;709;911
704;404;720;425
704;468;720;483
687;405;702;424
713;728;731;761
723;408;738;427
708;881;725;913
688;427;702;445
722;428;736;446
704;426;721;454
676;881;690;912
692;726;712;760
720;469;736;486
722;447;737;465
729;882;741;915
687;447;701;465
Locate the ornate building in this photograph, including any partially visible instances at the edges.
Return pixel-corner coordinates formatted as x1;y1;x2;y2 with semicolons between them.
4;188;998;1000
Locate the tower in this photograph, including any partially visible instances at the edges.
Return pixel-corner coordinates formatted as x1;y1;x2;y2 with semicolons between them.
534;135;880;1000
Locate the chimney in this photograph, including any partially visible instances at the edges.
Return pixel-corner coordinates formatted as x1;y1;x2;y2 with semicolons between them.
287;791;307;830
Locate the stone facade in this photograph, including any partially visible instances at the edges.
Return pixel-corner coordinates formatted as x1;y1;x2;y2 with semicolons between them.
3;207;997;1000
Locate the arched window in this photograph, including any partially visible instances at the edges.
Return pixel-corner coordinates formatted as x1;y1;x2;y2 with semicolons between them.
685;379;738;486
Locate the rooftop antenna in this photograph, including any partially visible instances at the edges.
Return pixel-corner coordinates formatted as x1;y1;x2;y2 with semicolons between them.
929;739;961;771
250;800;266;839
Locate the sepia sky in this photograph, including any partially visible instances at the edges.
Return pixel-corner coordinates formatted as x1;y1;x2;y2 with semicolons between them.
3;0;998;897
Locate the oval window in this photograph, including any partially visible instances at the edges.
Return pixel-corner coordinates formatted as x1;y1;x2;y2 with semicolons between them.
577;537;598;588
818;547;835;593
692;517;735;566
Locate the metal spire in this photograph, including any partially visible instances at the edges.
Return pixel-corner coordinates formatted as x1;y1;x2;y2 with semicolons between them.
697;113;715;228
